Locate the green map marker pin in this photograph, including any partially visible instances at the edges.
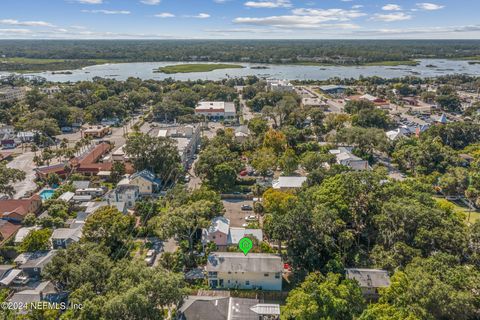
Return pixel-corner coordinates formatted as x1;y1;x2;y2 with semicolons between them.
239;237;253;256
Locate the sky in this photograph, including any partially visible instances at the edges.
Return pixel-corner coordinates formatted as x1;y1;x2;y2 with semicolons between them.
0;0;479;39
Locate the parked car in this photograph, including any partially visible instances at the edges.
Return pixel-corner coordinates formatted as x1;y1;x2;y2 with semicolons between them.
241;204;253;211
13;275;29;285
184;175;191;182
144;250;156;266
245;215;258;222
239;170;248;176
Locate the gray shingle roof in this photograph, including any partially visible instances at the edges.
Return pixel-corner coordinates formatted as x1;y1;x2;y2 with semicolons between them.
179;296;229;320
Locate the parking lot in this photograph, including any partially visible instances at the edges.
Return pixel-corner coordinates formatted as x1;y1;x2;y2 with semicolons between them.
222;199;255;227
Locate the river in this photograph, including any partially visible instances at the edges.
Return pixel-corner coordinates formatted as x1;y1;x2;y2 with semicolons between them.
3;59;480;82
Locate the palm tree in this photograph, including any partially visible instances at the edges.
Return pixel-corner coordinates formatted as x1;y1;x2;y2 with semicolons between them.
31;144;38;156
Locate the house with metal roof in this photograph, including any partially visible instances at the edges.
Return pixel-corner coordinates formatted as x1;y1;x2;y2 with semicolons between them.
14;226;41;245
345;268;391;298
207;252;283;291
272;176;307;190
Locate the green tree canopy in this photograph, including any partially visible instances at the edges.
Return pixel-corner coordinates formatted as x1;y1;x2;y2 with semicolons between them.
282;272;365;320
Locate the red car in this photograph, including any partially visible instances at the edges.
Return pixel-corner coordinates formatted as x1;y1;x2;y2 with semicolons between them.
239;170;248;176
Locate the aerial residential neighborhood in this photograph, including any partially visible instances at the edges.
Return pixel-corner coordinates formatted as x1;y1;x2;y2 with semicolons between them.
1;67;479;319
0;1;480;319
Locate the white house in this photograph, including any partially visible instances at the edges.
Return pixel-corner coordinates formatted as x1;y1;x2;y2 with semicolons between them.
105;185;139;208
329;147;370;171
272;176;307;190
195;101;236;120
207;252;283;291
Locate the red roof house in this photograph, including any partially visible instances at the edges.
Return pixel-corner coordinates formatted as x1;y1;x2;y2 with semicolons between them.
0;195;42;223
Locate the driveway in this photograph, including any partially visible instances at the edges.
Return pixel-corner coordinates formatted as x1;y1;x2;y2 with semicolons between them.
222;199;255;227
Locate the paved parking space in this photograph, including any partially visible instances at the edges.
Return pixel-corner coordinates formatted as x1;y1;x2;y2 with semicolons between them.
7;151;37;199
222;199;255;227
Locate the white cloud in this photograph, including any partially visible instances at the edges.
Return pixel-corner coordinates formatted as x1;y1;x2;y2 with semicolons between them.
0;28;32;34
192;13;211;18
244;0;292;8
235;8;365;29
76;0;103;3
372;12;412;22
0;19;55;27
382;4;402;11
140;0;161;4
81;9;131;14
155;12;175;18
416;2;445;10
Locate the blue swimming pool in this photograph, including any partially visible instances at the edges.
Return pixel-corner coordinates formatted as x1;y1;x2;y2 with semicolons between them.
39;189;55;200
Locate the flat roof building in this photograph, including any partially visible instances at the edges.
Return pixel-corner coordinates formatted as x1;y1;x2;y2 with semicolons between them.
195;101;236;120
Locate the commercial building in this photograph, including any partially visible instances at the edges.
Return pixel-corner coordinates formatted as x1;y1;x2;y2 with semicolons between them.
36;142;112;178
266;79;294;93
195;101;236;120
0;86;28;103
318;85;347;96
83;125;111;139
157;124;201;168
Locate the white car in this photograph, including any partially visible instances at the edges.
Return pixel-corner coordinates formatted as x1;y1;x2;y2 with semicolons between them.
144;249;156;266
245;215;258;222
13;275;29;285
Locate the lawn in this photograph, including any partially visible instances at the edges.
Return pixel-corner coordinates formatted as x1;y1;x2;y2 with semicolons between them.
435;198;480;224
154;63;244;74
